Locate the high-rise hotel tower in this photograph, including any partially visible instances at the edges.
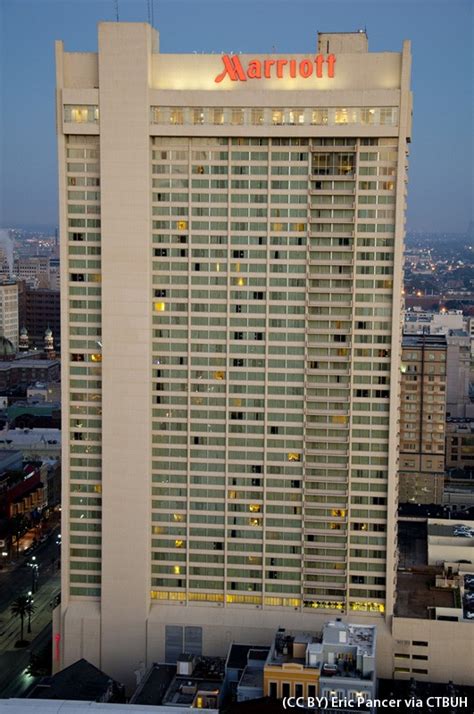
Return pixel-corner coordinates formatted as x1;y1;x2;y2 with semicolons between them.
55;24;411;685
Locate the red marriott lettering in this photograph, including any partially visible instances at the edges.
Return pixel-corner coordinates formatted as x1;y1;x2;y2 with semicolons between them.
214;54;336;83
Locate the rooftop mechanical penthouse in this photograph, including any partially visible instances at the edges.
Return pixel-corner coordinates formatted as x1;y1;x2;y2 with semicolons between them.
55;23;412;690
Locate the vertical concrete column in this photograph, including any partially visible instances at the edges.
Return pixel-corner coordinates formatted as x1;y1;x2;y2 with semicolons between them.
98;22;157;688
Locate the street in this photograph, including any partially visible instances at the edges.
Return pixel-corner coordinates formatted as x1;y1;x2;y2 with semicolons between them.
0;527;60;614
0;529;61;698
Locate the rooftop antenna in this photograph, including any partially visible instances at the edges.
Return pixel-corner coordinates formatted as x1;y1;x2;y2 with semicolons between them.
114;0;119;21
151;0;155;27
146;0;151;24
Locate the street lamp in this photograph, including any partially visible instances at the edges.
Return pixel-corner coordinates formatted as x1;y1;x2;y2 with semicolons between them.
29;557;39;594
27;592;33;633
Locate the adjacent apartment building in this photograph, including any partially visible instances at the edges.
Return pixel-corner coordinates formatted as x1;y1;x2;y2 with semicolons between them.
398;334;447;505
55;23;412;687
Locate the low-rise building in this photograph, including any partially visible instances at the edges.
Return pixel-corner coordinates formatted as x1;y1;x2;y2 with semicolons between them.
427;519;474;569
263;622;376;712
27;381;61;403
130;654;226;712
27;658;125;702
446;418;474;469
0;358;60;394
0;428;61;459
225;644;270;703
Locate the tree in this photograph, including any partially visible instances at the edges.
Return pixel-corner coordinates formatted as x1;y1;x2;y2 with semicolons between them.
11;595;29;645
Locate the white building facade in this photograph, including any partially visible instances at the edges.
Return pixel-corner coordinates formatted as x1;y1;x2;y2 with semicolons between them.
55;23;412;687
0;282;19;350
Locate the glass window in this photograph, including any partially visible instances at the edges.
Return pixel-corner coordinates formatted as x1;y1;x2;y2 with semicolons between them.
231;109;244;125
212;108;224;125
192;108;205;125
272;109;284;125
170;108;184;125
311;109;328;125
289;109;304;125
251;108;264;125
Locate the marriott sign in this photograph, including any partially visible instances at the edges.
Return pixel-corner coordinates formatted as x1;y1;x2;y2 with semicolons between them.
214;54;336;83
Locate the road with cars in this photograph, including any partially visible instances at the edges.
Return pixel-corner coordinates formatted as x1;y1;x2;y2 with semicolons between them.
0;527;61;614
0;529;61;697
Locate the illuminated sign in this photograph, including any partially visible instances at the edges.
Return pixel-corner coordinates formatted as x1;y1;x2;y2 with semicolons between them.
214;54;336;83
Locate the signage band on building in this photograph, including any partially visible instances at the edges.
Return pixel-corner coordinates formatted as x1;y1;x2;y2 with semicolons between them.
214;53;336;83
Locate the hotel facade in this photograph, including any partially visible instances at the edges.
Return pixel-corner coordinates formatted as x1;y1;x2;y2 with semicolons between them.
55;24;412;686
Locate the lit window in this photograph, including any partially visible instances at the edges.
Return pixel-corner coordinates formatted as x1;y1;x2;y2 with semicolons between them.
231;109;244;125
177;220;188;230
272;110;284;125
66;105;99;124
213;108;224;125
90;353;102;362
289;109;304;125
154;302;166;312
311;109;328;125
173;513;184;522
251;109;264;125
288;453;301;462
249;504;261;513
169;109;184;125
361;108;376;125
192;108;205;125
173;565;181;574
175;539;184;548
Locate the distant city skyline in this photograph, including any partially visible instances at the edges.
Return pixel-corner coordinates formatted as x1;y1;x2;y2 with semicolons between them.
1;0;473;233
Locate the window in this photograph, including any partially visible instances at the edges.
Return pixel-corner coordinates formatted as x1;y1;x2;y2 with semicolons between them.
311;109;328;125
231;109;244;125
212;108;224;125
269;682;278;698
251;109;264;125
272;109;284;125
282;683;290;698
170;109;184;125
64;105;99;123
289;109;304;125
192;108;205;125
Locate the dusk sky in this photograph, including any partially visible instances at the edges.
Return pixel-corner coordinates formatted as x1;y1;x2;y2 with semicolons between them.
1;0;473;233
